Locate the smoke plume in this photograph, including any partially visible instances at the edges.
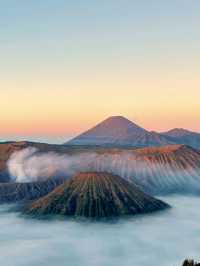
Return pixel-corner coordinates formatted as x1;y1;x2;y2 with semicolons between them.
7;148;97;182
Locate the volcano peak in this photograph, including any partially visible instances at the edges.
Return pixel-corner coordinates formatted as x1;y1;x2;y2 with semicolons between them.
25;172;169;218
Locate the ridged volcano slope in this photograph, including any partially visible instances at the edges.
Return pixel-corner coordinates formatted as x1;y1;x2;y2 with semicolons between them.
25;172;168;218
91;145;200;194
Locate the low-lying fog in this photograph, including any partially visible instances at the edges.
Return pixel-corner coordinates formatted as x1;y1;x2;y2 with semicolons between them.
0;196;199;266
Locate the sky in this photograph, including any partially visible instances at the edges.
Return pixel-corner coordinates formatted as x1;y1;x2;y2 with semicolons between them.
0;0;200;143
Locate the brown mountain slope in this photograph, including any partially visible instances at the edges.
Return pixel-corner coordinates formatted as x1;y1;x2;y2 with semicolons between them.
25;172;169;218
91;145;200;194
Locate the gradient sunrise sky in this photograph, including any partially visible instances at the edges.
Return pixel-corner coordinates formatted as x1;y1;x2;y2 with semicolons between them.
0;1;200;143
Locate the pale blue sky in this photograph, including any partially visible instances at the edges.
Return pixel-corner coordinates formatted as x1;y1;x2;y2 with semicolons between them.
0;1;200;143
1;0;200;78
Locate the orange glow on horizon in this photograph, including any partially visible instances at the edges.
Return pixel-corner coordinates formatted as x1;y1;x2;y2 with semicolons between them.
1;69;200;138
1;112;200;138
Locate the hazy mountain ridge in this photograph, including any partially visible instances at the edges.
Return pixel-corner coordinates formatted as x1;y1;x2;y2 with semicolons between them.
162;128;200;149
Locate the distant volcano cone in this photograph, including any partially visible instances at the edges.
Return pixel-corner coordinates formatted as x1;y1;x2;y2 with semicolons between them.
66;115;173;147
25;172;169;218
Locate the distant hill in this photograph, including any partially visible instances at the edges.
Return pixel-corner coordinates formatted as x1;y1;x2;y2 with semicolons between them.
162;128;200;149
24;172;169;218
66;116;173;147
